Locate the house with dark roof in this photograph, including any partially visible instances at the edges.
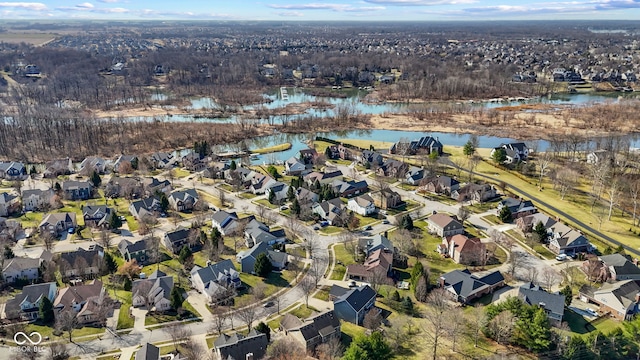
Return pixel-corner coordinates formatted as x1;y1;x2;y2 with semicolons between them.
2;256;41;284
427;213;464;237
214;329;268;360
0;216;21;242
405;166;426;185
82;205;113;229
39;212;77;236
579;280;640;321
439;234;486;266
106;176;143;199
516;213;556;234
53;280;107;325
148;152;175;169
62;181;93;200
58;246;104;279
491;143;529;163
237;242;288;273
162;227;200;254
329;284;351;301
114;155;138;172
118;238;150;265
304;170;343;186
299;148;319;165
203;161;231;180
358;150;383;167
128;196;162;219
135;343;160;360
346;249;393;284
280;310;341;351
44;158;73;178
331;179;368;198
285;156;307;176
389;136;443;156
244;219;287;248
5;282;57;320
599;254;640;281
439;269;505;304
141;177;172;196
211;210;240;236
0;161;27;180
132;270;174;311
181;151;206;172
295;187;319;204
332;284;377;325
547;222;590;255
21;188;55;212
376;159;408;178
372;188;402;209
312;198;345;226
265;181;290;203
168;189;199;212
190;260;241;302
518;282;566;326
497;197;537;220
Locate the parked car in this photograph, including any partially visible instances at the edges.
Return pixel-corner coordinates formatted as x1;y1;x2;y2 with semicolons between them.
364;225;373;231
586;308;598;317
556;254;568;261
68;227;75;234
280;205;288;211
313;226;320;231
263;301;274;308
382;220;390;224
348;280;357;288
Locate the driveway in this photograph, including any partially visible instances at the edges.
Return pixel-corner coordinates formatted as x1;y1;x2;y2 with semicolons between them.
186;290;213;322
130;307;148;333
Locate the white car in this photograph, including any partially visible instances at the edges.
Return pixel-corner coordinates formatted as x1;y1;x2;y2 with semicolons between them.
556;254;568;261
586;308;598;317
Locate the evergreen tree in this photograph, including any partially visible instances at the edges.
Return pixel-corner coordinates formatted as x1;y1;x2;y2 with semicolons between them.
560;285;573;307
103;252;118;273
267;165;280;179
324;146;332;160
109;212;122;229
159;192;169;212
286;186;295;202
54;182;61;192
268;190;276;204
342;332;391;360
391;290;401;302
499;206;513;223
463;140;476;157
211;227;222;243
291;198;301;216
533;221;548;243
230;160;237;170
39;296;54;324
179;246;193;263
131;157;138;170
123;277;132;291
90;170;102;187
255;322;271;342
400;215;414;230
410;261;425;288
170;287;183;310
519;307;552;352
492;148;507;164
254;253;273;277
3;245;15;259
29;166;37;175
401;296;414;314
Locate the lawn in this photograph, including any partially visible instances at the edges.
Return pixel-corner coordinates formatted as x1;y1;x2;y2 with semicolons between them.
355;214;377;227
238;192;258;199
117;300;134;330
339;320;365;347
481;214;501;225
172;168;191;178
319;226;344;235
313;286;331;301
403;221;465;277
289;305;318;319
144;300;200;326
26;323;105;341
236;271;295;303
255;199;278;209
337;139;393;151
331;243;356;280
251;142;292;154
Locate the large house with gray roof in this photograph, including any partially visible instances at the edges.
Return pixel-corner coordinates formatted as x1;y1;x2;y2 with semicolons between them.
427;213;464;237
518;282;566;326
39;212;77;236
82;205;113;228
237;241;288;274
211;210;240;236
491;142;529;164
579;280;640;321
0;192;20;217
21;188;55;212
135;343;160;360
62;180;93;200
280;310;341;352
214;329;268;360
2;256;41;284
439;269;505;304
244;218;287;248
168;189;199;212
598;254;640;281
132;270;174;312
190;259;240;303
332;284;377;325
128;196;162;219
0;161;27;180
5;282;57;320
389;135;443;156
163;227;201;254
118;238;150;265
547;221;590;255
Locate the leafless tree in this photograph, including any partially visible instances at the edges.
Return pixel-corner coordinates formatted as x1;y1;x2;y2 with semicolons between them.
541;267;560;291
266;337;305;360
73;256;89;278
527;266;539;284
236;298;259;330
41;231;55;251
180;337;209;360
47;342;69;360
17;346;42;360
163;322;192;352
536;151;554;187
423;288;452;360
606;175;622;221
99;230;112;249
55;310;78;343
256;204;268;223
316;336;344;360
488;310;515;345
626;175;640;226
467;304;487;348
251;282;267;301
507;250;526;280
209;306;230;335
300;277;316;307
369;268;388;293
551;167;578;200
446;307;464;352
457;206;471;227
363;308;383;331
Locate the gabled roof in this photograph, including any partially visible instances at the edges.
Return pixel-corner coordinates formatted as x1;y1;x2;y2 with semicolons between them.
5;282;56;315
367;234;393;253
130;196;161;214
440;269;504;300
211;210;238;227
22;188;54;199
329;285;350;299
169;188;198;202
2;256;41;273
214;329;268;360
135;342;160;360
118;238;148;255
334;285;377;313
518;282;565;317
62;180;92;191
286;310;340;342
191;259;238;285
60;247;102;267
40;212;76;228
600;254;640;277
594;279;640;312
0;192;18;204
54;280;103;310
165;227;190;244
428;213;462;230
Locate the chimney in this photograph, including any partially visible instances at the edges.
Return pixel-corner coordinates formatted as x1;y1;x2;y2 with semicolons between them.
635;293;640;304
246;353;254;360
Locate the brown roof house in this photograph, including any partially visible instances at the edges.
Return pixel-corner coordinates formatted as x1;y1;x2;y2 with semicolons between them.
372;188;402;210
451;183;497;203
346;248;393;284
53;280;109;325
439;234;486;266
427;213;464;237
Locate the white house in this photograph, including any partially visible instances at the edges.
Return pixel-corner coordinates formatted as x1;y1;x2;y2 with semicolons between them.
131;270;174;312
347;194;376;216
2;257;42;284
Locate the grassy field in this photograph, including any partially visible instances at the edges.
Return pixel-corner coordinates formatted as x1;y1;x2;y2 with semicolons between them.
337;139;393;151
318;226;344;235
313;285;331;301
255;198;278;209
407;220;465;277
289;304;318;319
331;243;356;280
0;33;56;45
251;142;292;154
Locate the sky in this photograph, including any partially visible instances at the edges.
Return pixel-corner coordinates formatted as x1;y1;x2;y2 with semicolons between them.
1;0;640;21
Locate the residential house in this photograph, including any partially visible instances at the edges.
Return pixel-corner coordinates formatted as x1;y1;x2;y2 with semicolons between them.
405;166;426;185
329;284;351;301
237;241;288;273
129;196;163;219
347;194;376;216
5;282;57;320
39;212;77;236
516;213;556;233
211;210;240;236
265;181;290;203
148;152;175;169
53;280;107;325
587;149;614;165
439;269;505;304
337;145;353;160
203;161;230;179
376;159;408;178
389;136;443;156
579;280;640;321
420;176;460;196
58;246;104;279
280;310;341;351
181;151;206;172
105;176;143;199
358;150;383;167
304;170;343;186
44;158;73;178
118;239;150;265
132;270;174;312
598;254;640;281
299;148;319;165
224;167;251;187
452;183;497;203
135;343;160;360
21;188;55;211
427;213;464;237
247;173;277;195
439;234;486;266
214;329;268;360
62;181;93;200
0;217;21;242
332;284;377;325
491;143;529;163
518;282;566;326
364;234;393;257
285;156;307;176
372;188;402;209
114;155;138;172
497;197;537;220
0;192;20;216
346;249;393;283
295;188;319;204
82;205;113;229
168;189;199;212
142;177;172;196
547;222;590;255
244;218;287;247
312;198;345;226
0;161;27;180
163;227;201;254
79;156;107;174
190;260;241;302
2;257;41;284
331;179;368;198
